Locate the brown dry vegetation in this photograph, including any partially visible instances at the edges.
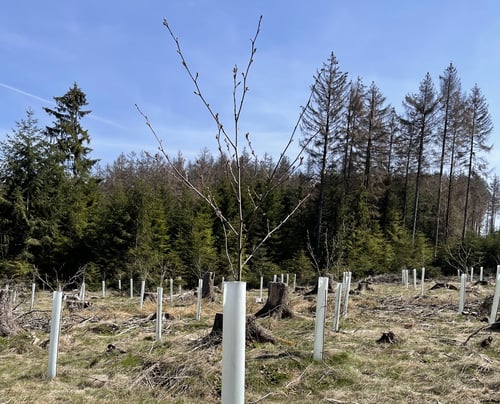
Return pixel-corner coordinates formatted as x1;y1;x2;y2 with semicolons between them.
0;277;499;403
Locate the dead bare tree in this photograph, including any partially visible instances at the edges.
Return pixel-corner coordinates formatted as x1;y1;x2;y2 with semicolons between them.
137;16;317;282
445;242;482;275
305;230;345;294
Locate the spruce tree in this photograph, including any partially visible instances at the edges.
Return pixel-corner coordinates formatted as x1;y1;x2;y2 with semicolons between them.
402;73;439;244
462;84;492;239
300;52;348;254
436;63;462;249
44;83;97;178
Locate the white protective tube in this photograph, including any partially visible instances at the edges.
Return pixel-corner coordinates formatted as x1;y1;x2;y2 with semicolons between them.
489;274;500;324
156;287;163;340
413;268;417;289
221;281;246;404
79;281;86;302
102;280;106;298
30;282;36;311
342;272;351;318
196;279;203;321
47;290;63;379
420;267;426;297
458;273;467;313
258;276;263;303
333;282;343;332
169;278;174;305
313;277;329;361
480;266;484;282
140;280;146;309
130;278;134;299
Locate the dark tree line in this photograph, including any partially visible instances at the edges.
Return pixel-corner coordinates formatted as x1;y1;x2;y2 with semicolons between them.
0;60;498;288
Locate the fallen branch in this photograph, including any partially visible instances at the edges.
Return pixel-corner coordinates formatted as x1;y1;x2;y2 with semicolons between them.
462;325;488;346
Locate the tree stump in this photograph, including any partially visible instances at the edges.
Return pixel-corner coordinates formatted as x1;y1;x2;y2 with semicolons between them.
202;272;215;300
0;288;20;336
246;315;275;344
376;331;397;344
254;282;293;319
304;275;335;296
356;281;373;292
209;312;224;339
430;282;458;290
205;313;275;344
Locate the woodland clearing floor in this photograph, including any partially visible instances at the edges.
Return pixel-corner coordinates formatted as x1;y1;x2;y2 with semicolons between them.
0;276;499;403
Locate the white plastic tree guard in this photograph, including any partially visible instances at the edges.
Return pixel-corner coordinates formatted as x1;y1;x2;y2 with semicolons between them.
413;268;417;289
221;281;246;404
47;290;63;379
480;266;484;282
102;280;106;298
420;267;426;297
196;279;203;321
169;278;174;305
489;274;500;324
79;281;86;301
139;280;146;309
313;277;329;361
30;282;36;311
458;273;467;313
156;287;163;340
342;271;351;318
130;278;134;299
333;282;343;332
258;276;264;303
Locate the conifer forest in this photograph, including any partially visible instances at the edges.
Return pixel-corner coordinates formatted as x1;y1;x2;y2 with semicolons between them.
1;55;500;289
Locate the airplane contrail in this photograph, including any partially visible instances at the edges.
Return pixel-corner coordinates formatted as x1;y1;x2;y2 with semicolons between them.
0;81;54;105
0;81;128;130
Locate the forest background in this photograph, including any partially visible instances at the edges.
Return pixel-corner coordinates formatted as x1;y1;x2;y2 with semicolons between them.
1;50;500;289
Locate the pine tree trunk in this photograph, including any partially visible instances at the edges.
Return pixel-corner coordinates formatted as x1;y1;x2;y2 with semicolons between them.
0;288;20;336
254;282;293;319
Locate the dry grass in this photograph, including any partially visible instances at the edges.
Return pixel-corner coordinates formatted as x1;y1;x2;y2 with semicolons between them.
1;277;499;403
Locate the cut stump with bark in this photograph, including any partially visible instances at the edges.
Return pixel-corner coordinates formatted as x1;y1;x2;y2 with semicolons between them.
202;313;275;345
201;272;215;301
254;282;293;319
304;275;336;296
430;282;458;290
0;288;20;337
377;331;397;344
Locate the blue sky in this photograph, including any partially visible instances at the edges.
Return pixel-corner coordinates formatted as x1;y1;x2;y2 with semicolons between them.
1;0;500;175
